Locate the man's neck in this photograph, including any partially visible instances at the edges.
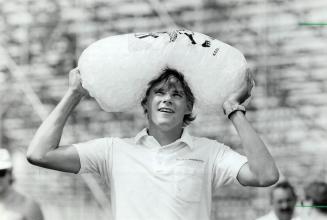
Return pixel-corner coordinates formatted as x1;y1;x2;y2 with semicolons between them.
0;187;15;202
148;126;183;146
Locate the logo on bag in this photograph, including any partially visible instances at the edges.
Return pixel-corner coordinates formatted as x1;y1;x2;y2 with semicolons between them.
213;48;220;56
134;30;214;48
134;30;224;58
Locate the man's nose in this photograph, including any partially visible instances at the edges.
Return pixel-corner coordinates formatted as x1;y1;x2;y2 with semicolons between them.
162;93;172;102
280;202;289;209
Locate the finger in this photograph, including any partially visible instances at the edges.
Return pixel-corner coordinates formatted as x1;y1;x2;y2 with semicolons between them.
242;95;252;106
70;67;80;74
246;69;255;88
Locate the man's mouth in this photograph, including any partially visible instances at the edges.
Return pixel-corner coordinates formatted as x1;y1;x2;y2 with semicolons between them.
280;209;292;213
158;107;175;113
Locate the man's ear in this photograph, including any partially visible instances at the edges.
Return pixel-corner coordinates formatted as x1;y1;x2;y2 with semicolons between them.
141;98;148;114
141;97;148;114
186;104;193;114
8;171;14;184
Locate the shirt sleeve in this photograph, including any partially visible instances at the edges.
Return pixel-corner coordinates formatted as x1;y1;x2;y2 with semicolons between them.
212;143;248;189
73;138;113;177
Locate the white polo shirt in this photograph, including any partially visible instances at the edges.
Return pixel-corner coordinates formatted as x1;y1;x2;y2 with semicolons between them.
74;128;247;220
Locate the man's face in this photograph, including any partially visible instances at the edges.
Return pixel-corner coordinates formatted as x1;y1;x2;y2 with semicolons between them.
145;76;191;131
0;169;11;193
272;188;296;220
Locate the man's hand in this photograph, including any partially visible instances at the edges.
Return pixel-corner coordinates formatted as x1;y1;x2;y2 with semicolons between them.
223;68;255;111
68;67;89;97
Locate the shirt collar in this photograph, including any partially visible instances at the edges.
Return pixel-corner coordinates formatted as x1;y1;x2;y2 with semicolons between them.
134;128;149;143
134;128;194;149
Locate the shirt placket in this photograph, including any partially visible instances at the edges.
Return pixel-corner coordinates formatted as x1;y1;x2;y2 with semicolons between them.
155;148;166;173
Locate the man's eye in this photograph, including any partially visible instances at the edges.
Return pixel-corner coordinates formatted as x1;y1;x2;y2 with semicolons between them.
173;93;182;97
155;90;164;95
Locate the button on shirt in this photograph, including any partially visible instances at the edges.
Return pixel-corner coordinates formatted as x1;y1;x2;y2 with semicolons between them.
74;128;247;220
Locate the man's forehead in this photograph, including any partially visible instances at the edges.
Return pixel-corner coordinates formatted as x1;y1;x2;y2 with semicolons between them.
152;76;184;91
273;188;295;200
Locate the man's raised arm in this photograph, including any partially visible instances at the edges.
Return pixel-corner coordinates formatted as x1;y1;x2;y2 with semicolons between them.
27;68;88;173
222;69;279;187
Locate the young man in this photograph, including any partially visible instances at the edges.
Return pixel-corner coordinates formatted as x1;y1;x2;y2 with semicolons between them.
0;149;44;220
27;67;279;220
256;181;301;220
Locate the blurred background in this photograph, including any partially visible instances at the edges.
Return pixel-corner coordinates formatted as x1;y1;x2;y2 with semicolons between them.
0;0;327;219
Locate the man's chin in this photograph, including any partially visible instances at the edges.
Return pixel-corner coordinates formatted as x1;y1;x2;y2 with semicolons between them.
156;123;177;131
155;120;181;130
156;117;173;124
277;212;293;220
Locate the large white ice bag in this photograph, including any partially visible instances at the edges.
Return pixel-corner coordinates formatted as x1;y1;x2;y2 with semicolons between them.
78;30;248;113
